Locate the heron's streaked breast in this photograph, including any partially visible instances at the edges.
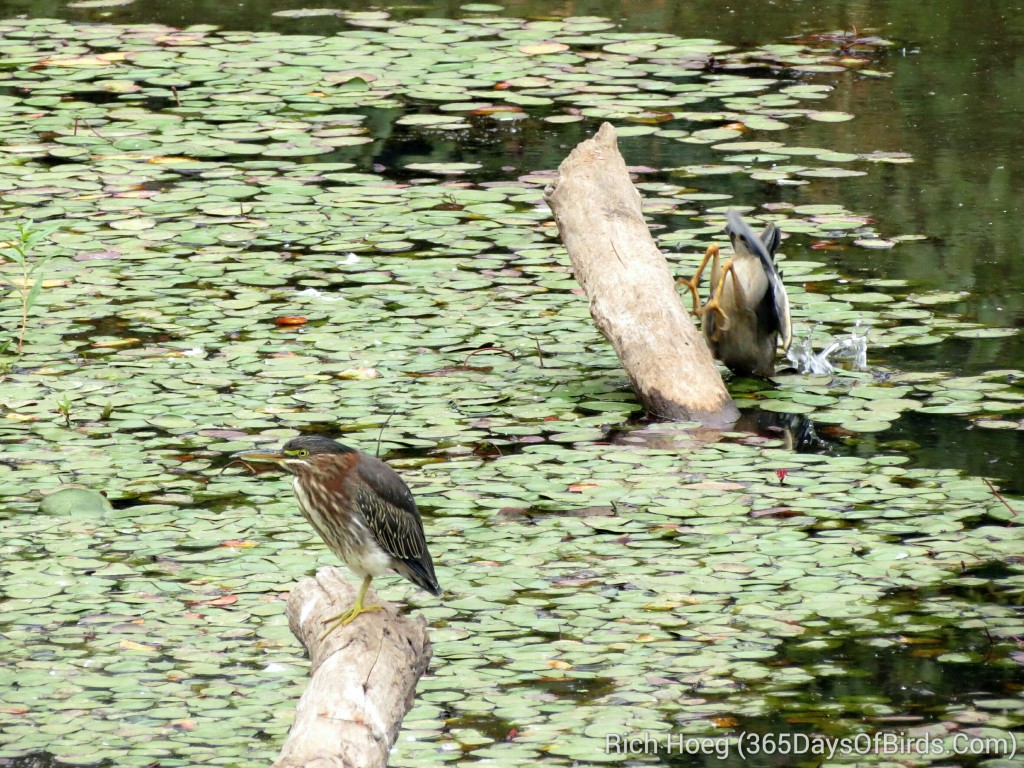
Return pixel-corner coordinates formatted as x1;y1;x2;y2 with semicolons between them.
291;476;393;578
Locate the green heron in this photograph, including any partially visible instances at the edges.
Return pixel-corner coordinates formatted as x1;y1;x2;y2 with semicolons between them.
235;436;441;637
681;210;793;376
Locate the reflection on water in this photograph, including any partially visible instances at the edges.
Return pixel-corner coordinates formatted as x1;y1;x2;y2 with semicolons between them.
735;409;827;453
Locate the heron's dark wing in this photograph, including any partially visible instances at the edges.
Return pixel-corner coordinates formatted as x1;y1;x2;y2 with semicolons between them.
353;456;441;594
759;222;781;258
758;220;792;350
753;272;791;345
727;210;791;349
754;287;781;334
771;271;792;351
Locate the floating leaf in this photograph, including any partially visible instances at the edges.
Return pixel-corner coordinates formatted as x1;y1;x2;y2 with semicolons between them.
519;42;570;55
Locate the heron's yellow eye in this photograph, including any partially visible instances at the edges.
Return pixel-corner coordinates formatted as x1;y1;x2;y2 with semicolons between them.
285;449;309;458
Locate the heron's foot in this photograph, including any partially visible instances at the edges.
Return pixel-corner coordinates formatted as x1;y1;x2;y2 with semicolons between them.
320;602;382;639
677;244;719;317
700;298;731;340
677;276;704;317
699;255;736;341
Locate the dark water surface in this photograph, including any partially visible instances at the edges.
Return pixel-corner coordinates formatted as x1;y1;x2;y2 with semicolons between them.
3;0;1022;301
2;0;1021;477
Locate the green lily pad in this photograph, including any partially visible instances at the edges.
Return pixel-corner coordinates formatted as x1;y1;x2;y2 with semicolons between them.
39;487;114;516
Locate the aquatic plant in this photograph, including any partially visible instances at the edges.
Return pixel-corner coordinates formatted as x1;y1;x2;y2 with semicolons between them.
0;221;60;355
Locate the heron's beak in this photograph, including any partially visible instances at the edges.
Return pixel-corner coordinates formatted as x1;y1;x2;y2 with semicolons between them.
232;449;287;465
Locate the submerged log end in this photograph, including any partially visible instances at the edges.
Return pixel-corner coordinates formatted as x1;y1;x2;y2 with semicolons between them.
642;382;737;427
544;122;740;427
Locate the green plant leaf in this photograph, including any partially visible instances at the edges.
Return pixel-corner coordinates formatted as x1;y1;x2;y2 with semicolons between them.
1;245;26;266
25;272;47;311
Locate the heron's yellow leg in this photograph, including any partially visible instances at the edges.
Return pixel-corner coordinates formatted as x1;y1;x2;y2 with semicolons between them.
320;575;381;639
677;244;719;317
701;258;736;340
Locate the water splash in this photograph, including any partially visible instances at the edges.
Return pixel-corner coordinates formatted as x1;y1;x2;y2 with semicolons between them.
786;323;869;375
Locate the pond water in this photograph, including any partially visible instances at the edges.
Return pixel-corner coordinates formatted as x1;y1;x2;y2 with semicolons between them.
0;0;1021;767
16;0;1018;483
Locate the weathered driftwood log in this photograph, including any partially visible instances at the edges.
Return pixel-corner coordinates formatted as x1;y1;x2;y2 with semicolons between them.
544;122;738;427
273;567;432;768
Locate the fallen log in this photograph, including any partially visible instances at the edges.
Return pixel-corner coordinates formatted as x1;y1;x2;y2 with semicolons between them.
273;567;433;768
544;122;738;426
